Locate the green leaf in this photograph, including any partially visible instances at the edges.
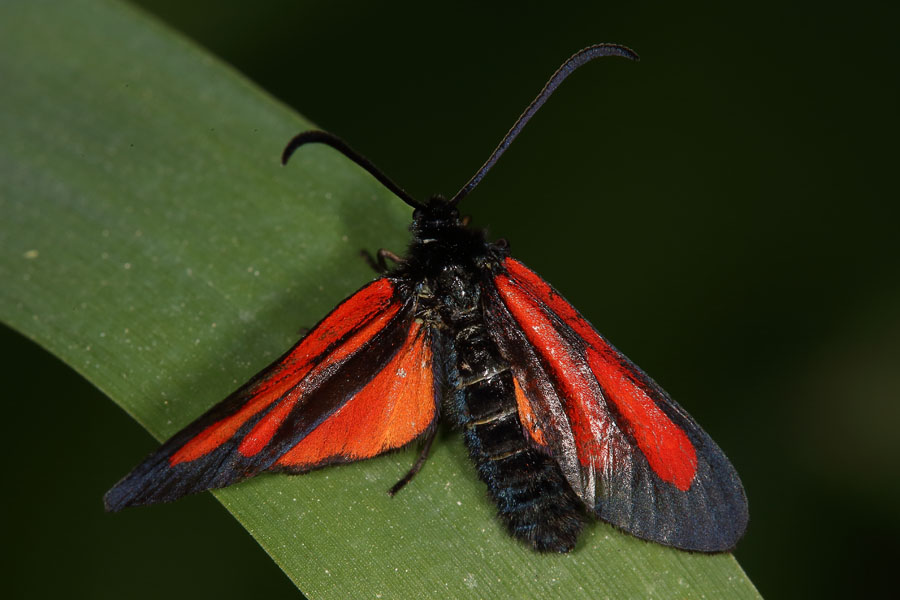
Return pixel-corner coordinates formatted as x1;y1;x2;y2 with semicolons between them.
0;1;761;598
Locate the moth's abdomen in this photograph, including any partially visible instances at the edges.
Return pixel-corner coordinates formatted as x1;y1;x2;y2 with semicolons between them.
445;313;585;552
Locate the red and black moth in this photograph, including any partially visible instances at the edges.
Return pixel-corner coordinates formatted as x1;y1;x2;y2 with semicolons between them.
106;44;748;553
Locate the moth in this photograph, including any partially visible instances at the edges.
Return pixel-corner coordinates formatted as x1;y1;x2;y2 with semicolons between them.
106;44;748;553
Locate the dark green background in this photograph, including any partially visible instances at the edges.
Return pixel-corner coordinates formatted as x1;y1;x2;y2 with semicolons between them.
5;1;898;598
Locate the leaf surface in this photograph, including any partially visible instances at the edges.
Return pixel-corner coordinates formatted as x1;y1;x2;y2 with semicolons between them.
0;1;761;598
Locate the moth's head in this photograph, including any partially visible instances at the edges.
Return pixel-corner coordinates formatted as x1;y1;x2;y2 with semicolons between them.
411;195;462;235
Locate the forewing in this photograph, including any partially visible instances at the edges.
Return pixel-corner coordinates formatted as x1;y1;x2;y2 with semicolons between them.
483;257;748;551
105;277;435;511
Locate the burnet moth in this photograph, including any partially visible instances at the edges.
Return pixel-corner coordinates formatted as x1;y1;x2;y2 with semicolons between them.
106;44;748;553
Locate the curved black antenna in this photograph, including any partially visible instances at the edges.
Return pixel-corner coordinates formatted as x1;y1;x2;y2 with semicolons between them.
450;43;639;205
282;130;422;209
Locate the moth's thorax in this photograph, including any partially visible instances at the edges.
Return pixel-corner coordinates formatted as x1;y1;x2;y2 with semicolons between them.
397;196;506;324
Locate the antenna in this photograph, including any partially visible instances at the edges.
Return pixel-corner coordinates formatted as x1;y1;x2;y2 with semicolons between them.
282;130;422;209
450;44;639;205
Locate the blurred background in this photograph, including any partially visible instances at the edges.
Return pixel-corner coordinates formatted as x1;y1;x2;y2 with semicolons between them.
4;1;898;598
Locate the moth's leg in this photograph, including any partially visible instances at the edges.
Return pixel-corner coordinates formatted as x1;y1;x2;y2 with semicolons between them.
361;248;406;274
388;427;437;496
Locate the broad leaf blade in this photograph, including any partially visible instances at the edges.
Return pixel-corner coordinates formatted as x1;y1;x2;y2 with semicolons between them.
0;1;761;598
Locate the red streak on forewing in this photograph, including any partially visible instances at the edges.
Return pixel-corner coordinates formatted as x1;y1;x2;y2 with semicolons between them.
584;347;696;490
502;258;697;491
169;278;397;466
234;391;302;457
495;274;609;471
275;321;435;467
169;391;282;466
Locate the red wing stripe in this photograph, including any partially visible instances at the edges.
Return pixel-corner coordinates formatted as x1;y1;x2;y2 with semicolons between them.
512;376;548;447
498;260;697;491
236;391;303;457
275;320;437;468
581;346;697;490
170;278;398;466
